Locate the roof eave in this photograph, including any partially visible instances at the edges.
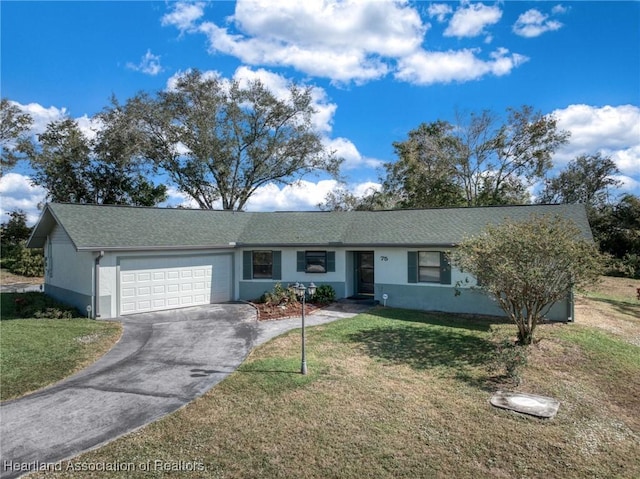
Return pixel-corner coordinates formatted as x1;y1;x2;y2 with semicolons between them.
235;242;458;248
75;244;236;253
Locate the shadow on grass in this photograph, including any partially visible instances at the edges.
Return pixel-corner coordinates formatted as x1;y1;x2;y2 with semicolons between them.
349;324;494;370
365;306;508;332
586;295;640;320
0;292;79;320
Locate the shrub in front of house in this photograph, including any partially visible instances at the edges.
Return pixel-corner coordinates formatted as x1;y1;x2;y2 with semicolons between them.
6;292;79;319
258;283;299;307
311;284;336;304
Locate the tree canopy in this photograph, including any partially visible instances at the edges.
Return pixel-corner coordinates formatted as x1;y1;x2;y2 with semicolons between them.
380;106;570;208
1;98;34;176
28;117;166;206
451;214;602;345
109;70;341;210
538;153;621;208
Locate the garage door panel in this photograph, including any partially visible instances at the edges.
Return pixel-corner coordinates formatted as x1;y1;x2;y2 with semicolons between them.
138;273;151;281
119;255;232;316
121;288;135;298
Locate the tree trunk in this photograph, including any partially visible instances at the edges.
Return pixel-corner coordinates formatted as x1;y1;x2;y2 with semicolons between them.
517;326;533;346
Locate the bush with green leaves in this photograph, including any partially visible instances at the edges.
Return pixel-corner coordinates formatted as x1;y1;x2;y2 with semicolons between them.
5;242;44;277
311;284;336;304
259;283;299;307
452;214;603;345
9;292;78;319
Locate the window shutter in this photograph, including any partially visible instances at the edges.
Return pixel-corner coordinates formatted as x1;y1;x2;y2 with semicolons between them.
327;251;336;272
243;251;252;280
407;251;418;283
272;251;282;280
440;252;451;285
297;251;305;272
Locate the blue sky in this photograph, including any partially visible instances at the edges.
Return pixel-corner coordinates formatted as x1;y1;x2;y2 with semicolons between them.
1;1;639;223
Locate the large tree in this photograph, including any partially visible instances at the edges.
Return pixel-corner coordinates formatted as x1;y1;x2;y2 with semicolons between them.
28;117;166;205
114;70;341;210
381;106;570;208
537;153;638;273
451;215;602;345
384;121;467;208
538;153;621;208
0;98;34;176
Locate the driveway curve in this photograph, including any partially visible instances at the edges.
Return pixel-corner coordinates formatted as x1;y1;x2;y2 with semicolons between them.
0;301;370;479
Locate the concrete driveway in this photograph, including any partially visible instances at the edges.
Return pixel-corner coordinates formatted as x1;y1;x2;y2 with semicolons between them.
0;301;370;478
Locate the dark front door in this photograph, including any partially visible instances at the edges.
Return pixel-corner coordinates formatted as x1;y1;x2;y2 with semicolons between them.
356;251;375;295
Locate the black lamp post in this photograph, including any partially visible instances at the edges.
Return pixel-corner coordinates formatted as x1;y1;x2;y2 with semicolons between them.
294;282;316;375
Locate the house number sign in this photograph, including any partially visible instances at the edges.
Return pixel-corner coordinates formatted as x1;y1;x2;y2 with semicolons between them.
380;256;389;261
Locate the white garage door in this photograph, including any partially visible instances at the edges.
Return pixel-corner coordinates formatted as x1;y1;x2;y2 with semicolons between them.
119;255;232;315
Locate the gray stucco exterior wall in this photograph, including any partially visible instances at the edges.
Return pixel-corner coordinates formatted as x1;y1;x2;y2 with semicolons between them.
374;283;571;322
44;284;92;317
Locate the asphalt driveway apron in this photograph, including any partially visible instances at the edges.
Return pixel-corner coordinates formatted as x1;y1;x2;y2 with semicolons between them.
0;301;370;478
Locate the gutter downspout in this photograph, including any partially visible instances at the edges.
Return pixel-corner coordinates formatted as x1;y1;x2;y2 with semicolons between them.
94;251;104;319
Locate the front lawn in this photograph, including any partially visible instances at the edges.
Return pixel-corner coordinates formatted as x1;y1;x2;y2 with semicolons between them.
31;298;639;478
0;293;122;401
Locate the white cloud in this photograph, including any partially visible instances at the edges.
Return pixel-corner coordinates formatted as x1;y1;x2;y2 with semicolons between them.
244;179;339;211
352;181;382;197
324;137;383;170
11;101;99;141
551;4;568;15
126;50;163;76
232;0;424;57
161;1;205;32
395;47;528;85
160;179;383;212
14;102;66;136
613;174;640;193
166;0;426;85
428;3;453;23
513;9;563;38
553;104;640;177
444;3;502;38
162;1;527;86
160;186;203;209
243;179;384;211
0;173;48;225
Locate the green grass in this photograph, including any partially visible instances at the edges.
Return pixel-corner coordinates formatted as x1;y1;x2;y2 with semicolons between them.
0;293;122;401
30;306;640;479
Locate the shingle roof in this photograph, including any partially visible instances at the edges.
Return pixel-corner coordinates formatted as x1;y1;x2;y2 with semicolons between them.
27;202;593;251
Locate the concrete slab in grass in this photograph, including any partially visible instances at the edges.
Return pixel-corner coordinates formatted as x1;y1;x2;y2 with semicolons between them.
490;391;560;418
